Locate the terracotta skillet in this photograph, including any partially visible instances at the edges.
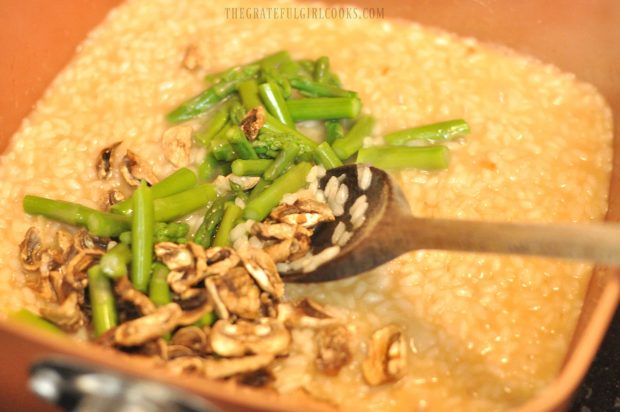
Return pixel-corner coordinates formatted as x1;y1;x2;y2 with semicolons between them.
0;1;618;411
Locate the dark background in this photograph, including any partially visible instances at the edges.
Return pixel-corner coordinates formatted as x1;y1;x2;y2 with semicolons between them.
570;306;620;411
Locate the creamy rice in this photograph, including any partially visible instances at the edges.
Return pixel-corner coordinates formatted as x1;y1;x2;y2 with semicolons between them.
0;0;613;411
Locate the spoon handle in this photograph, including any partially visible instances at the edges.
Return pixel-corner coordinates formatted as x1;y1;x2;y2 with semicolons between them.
401;216;620;265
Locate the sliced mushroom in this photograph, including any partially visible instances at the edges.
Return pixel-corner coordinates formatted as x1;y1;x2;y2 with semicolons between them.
204;354;275;380
114;276;156;315
39;292;84;332
49;270;68;303
362;325;407;386
74;230;108;253
166;356;205;376
181;44;201;71
205;267;261;320
120;150;159;187
114;303;183;346
155;242;194;271
210;318;290;357
167;243;207;294
270;198;335;228
161;125;193;167
175;288;213;325
276;298;341;329
96;141;122;180
65;252;99;289
264;234;311;263
315;325;352;376
240;106;265;141
251;222;311;241
20;227;42;271
101;189;125;210
205;247;240;277
166;345;197;360
259;292;277;318
55;230;74;262
171;326;208;353
238;248;284;299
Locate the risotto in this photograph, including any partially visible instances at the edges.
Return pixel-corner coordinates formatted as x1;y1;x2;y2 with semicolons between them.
0;0;613;411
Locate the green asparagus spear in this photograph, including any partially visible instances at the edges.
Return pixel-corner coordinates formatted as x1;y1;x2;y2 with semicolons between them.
259;81;295;127
244;162;312;221
290;78;356;98
383;119;470;145
193;102;231;147
167;79;244;123
88;264;118;336
112;168;197;216
153;184;217;222
8;309;63;335
238;79;263;111
314;142;343;170
263;142;299;181
131;181;154;292
287;97;361;121
213;202;243;247
194;197;226;248
227;127;259;160
149;262;172;307
357;145;450;170
100;242;132;279
332;115;375;160
23;196;130;237
325;119;345;145
231;159;274;176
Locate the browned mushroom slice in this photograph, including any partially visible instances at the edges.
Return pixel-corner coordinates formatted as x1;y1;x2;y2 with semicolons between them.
204;354;274;380
114;276;156;315
205;247;240;276
362;325;407;386
166;356;205;376
40;292;84;332
205;267;261;320
251;222;311;241
96;141;122;180
210;318;290;357
155;242;194;271
171;326;208;353
74;230;109;252
114;303;183;346
270;198;335;228
166;345;197;360
20;227;43;272
182;44;201;71
55;230;74;262
175;288;213;325
167;243;208;294
239;106;265;141
238;248;284;298
315;325;352;376
264;233;311;263
49;270;68;303
101;189;125;210
276;298;341;329
161;125;193;167
65;252;100;289
120;150;159;187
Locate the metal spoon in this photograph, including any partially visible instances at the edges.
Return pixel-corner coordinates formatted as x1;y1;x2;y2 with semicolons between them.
283;165;620;283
